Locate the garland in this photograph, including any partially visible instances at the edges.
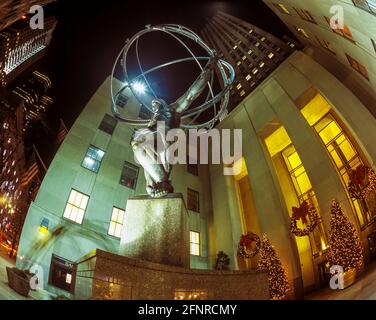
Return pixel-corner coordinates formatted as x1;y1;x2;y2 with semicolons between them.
238;232;260;259
290;201;319;237
348;166;376;200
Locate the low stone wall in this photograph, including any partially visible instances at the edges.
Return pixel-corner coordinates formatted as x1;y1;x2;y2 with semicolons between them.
75;249;269;300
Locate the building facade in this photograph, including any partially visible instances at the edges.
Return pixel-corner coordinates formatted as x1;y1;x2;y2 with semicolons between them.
0;14;57;86
16;77;213;296
202;11;294;110
209;49;376;296
17;50;376;298
13;70;53;130
0;89;26;248
263;0;376;115
0;0;56;32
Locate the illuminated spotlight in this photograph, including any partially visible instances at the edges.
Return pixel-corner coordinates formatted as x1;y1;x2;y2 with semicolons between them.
132;82;146;94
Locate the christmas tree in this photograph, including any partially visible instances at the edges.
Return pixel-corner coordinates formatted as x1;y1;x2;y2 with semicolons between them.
257;234;289;299
328;199;363;272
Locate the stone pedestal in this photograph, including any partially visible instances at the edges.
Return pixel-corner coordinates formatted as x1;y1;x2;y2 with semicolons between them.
119;193;189;268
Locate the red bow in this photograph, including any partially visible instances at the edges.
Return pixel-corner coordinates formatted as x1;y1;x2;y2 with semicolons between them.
350;165;367;186
239;232;258;249
292;201;310;225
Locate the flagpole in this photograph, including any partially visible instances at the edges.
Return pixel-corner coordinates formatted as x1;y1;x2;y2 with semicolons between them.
32;145;48;173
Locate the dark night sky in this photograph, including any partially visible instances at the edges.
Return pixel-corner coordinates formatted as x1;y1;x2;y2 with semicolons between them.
37;0;294;128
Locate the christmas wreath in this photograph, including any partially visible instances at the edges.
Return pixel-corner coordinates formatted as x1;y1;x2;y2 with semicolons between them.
238;232;260;259
348;165;376;200
290;200;319;237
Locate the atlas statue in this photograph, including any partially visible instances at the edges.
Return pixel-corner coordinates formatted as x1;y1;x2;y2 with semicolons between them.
111;24;235;198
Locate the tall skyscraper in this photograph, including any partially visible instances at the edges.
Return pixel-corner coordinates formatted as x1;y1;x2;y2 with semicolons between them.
0;14;57;86
263;0;376;116
0;89;25;235
202;11;294;110
12;70;53;130
0;0;56;32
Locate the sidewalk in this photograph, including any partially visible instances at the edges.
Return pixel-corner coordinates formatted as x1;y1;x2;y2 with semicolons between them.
306;261;376;300
0;245;55;300
0;246;29;300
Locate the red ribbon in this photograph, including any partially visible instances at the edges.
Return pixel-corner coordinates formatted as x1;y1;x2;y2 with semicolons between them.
350;165;367;186
239;232;258;249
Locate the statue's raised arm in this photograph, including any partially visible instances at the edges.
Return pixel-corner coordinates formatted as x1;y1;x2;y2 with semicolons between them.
170;55;218;113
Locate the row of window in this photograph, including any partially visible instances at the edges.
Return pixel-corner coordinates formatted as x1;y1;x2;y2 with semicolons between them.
275;1;376;17
274;2;375;81
62;189;201;254
83;114;200;188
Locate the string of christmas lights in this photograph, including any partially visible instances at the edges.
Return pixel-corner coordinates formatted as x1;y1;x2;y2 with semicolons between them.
257;234;289;300
327;199;364;272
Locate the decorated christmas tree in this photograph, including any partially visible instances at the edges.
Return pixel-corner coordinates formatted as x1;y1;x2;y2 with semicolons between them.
328;199;363;272
257;234;289;299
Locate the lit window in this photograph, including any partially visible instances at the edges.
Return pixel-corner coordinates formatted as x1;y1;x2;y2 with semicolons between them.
236;61;241;66
264;126;328;255
346;54;369;80
233;45;238;50
242;55;247;60
325;16;354;41
248;49;253;55
174;289;208;300
108;207;125;238
255;42;260;47
63;189;89;224
273;3;290;14
252;68;258;74
82;145;105;173
294;26;310;38
187;188;199;212
190;231;200;256
240;90;246;97
99;114;117;135
301;93;376;227
259;61;265;68
119;161;139;189
236;83;242;90
268;52;274;59
245;74;252;81
261;36;266;41
249;29;253;33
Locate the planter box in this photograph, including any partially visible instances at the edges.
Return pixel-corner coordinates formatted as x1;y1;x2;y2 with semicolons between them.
343;268;357;289
6;267;30;297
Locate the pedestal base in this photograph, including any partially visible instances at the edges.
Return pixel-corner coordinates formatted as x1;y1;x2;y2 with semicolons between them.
119;193;189;268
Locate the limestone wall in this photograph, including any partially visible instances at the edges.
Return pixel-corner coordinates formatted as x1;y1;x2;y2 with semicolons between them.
75;249;269;300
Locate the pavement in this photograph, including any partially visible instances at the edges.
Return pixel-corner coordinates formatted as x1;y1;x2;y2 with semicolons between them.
0;245;54;300
0;246;29;300
306;261;376;300
1;242;376;300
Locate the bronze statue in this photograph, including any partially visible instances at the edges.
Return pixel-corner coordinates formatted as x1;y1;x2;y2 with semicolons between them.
110;24;235;198
131;56;217;198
